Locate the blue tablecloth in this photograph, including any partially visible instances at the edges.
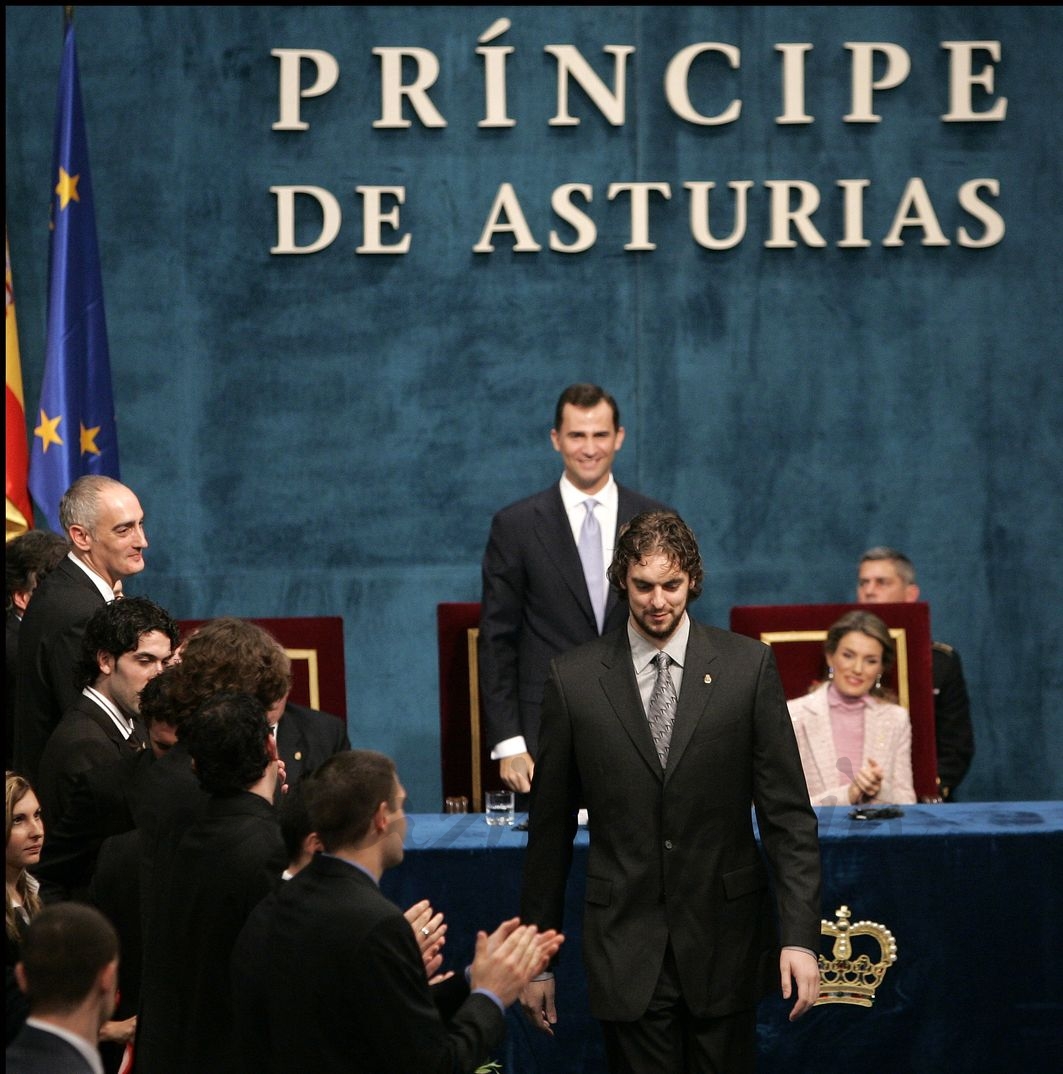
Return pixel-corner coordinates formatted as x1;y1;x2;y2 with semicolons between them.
381;803;1063;1072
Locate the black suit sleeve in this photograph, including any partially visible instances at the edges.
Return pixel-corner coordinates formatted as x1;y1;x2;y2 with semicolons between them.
478;508;530;750
932;644;975;796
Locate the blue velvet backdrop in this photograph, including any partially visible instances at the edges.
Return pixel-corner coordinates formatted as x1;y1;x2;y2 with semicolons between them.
6;6;1061;808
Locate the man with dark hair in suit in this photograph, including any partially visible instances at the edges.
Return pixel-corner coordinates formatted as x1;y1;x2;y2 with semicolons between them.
231;749;564;1074
856;546;975;800
6;902;119;1074
36;596;177;831
5;529;70;769
479;383;668;794
15;475;149;782
137;692;286;1074
520;511;822;1074
33;661;181;905
270;692;350;789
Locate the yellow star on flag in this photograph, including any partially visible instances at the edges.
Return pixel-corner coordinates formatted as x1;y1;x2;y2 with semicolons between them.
80;422;101;456
55;167;81;209
34;409;64;451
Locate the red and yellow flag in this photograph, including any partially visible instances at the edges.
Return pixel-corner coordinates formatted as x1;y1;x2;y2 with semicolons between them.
6;230;33;538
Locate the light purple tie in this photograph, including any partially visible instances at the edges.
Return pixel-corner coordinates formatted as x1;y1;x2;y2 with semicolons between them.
578;498;606;633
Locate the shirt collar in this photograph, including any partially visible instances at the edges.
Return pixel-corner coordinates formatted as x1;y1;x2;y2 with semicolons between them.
627;612;691;672
559;473;617;513
67;551;119;602
83;686;135;737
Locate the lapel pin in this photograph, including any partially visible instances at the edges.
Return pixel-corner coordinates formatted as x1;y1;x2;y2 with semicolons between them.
703;674;713;684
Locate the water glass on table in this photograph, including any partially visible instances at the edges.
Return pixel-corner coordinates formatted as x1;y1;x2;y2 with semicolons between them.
484;789;515;826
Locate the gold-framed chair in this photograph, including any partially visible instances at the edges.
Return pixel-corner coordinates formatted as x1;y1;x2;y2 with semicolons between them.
436;602;491;812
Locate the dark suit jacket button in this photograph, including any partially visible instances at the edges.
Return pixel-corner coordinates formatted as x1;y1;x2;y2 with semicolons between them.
664;840;673;850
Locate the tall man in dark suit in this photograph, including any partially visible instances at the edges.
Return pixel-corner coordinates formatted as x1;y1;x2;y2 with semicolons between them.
230;749;564;1074
15;475;149;782
856;546;975;800
479;383;668;794
520;512;822;1074
36;596;178;832
6;902;120;1074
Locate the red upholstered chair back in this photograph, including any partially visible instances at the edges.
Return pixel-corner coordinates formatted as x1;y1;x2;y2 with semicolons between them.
436;602;490;812
177;616;347;722
729;602;939;801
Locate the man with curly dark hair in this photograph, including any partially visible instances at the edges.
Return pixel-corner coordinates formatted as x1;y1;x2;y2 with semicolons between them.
521;511;822;1074
35;596;178;830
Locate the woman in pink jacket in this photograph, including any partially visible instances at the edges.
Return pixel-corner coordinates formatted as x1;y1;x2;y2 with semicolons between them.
787;610;916;807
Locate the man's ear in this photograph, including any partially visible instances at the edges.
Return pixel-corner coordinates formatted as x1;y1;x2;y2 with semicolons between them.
905;583;921;602
98;958;119;997
13;961;28;996
97;651;116;679
12;587;34;615
372;799;391;834
68;524;92;553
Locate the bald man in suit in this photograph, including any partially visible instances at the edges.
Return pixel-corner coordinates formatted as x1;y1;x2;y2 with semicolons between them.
15;476;149;782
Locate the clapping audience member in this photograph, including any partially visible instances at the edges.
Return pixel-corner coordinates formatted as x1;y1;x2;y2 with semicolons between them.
5;531;69;769
856;546;974;800
35;597;177;831
787;610;916;806
136;693;286;1074
6;902;121;1074
278;780;449;979
15;476;149;782
231;749;563;1074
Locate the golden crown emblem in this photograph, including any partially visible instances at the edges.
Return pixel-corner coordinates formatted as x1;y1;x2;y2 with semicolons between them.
815;904;897;1008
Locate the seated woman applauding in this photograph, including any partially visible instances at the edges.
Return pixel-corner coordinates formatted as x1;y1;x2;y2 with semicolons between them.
787;610;916;807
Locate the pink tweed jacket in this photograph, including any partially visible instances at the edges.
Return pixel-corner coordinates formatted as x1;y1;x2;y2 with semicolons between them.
787;682;916;807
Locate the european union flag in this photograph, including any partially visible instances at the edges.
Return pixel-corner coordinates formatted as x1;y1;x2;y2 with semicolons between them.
29;22;119;533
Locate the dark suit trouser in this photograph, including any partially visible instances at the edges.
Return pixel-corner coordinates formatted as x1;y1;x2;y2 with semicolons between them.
600;944;756;1074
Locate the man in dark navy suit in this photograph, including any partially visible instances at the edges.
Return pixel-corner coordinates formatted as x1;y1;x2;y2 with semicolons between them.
6;902;120;1074
478;383;668;794
230;749;564;1074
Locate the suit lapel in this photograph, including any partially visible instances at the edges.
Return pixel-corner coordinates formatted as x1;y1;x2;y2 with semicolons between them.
77;694;144;753
534;487;597;630
795;688;837;791
598;632;662;775
664;623;719;779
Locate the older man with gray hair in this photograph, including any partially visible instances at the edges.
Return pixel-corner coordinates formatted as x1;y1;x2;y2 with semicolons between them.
14;475;149;782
